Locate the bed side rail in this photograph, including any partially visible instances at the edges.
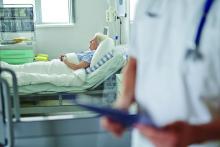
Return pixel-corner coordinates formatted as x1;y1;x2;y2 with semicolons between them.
0;68;20;121
0;77;14;147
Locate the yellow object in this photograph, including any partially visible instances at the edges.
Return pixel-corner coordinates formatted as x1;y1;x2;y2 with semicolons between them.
13;37;30;43
36;54;48;58
34;54;49;61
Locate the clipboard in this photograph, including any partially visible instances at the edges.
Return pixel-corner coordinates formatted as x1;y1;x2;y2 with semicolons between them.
76;102;157;127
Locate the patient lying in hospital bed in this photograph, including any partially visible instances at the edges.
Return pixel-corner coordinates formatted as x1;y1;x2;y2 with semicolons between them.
0;33;125;89
1;33;108;74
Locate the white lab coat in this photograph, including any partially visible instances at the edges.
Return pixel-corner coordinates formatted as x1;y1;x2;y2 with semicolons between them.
128;0;220;147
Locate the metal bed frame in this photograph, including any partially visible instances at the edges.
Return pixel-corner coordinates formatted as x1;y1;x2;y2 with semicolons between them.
1;67;120;120
0;68;15;147
18;88;117;116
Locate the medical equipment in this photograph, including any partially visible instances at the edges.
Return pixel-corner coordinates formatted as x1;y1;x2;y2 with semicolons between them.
115;0;127;45
115;0;126;17
185;0;215;61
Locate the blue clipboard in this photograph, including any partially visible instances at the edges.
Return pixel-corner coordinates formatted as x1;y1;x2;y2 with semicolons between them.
76;102;157;128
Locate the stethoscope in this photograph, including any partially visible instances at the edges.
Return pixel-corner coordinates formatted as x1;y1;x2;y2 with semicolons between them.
185;0;215;61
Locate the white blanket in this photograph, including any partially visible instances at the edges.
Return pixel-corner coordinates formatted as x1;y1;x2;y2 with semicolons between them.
1;59;86;87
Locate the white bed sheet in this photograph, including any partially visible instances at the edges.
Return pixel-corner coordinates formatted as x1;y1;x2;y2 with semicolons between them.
1;59;86;87
14;49;126;95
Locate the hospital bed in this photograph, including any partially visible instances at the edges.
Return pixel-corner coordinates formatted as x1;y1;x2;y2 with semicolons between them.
18;50;125;94
1;49;127;120
0;68;132;147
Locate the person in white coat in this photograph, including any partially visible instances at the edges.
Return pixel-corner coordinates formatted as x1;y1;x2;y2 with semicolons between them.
102;0;220;147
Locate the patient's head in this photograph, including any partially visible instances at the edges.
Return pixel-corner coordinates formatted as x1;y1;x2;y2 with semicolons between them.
89;33;108;51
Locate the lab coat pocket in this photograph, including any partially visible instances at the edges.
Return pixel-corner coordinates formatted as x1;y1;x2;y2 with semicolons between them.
184;59;209;97
183;54;220;120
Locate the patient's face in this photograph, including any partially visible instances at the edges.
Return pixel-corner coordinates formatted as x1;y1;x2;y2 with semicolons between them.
89;37;98;51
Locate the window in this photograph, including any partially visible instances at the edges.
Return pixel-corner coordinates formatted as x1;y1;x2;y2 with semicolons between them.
2;0;74;25
129;0;138;22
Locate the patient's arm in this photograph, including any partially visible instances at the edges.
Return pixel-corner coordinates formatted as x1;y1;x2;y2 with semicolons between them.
63;59;89;70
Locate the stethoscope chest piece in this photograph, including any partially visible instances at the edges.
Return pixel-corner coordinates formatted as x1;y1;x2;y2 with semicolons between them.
185;0;214;62
185;48;204;61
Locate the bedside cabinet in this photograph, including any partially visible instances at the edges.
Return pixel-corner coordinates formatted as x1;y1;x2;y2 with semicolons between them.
0;44;34;64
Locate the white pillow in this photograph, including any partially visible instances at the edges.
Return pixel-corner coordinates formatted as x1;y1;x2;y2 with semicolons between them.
90;38;114;67
65;52;79;64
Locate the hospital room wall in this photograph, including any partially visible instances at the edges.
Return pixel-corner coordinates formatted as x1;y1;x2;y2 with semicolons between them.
35;0;108;59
